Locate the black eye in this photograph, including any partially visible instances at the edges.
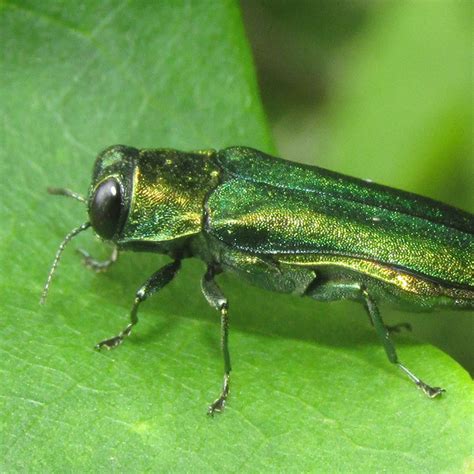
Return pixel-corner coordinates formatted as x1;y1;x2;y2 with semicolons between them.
89;177;122;239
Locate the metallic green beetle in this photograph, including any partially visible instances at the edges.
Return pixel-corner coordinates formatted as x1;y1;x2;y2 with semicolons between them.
42;145;474;414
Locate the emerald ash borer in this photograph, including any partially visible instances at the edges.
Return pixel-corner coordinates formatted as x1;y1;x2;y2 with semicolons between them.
41;145;474;414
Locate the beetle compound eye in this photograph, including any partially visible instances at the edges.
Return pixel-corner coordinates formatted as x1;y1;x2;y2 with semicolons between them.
89;177;122;239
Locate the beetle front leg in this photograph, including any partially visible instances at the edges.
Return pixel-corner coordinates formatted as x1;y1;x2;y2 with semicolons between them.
96;259;181;350
201;266;231;415
77;246;119;272
361;288;444;398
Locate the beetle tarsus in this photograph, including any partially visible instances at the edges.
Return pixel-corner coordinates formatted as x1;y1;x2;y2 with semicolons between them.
417;381;445;398
95;324;132;350
208;373;230;416
77;246;118;272
95;335;124;350
397;363;445;398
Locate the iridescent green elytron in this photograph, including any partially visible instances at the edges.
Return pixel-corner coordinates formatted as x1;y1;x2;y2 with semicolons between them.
42;145;474;414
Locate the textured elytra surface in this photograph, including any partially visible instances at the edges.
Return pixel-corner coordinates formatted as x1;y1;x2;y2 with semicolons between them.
1;1;473;472
207;160;473;287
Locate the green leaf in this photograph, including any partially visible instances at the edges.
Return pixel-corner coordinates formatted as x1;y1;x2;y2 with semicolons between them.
1;1;472;472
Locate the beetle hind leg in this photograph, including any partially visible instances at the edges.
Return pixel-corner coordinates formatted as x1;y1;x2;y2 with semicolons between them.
77;246;118;272
361;287;444;398
306;278;444;398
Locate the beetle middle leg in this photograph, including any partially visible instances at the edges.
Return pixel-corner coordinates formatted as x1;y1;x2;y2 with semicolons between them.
77;246;119;272
384;322;412;334
96;259;181;350
201;265;231;415
361;287;444;398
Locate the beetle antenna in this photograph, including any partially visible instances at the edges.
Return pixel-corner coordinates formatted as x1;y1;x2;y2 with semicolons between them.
40;222;91;305
47;187;87;204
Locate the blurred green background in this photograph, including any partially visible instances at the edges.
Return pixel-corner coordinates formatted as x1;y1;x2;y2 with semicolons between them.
241;0;473;373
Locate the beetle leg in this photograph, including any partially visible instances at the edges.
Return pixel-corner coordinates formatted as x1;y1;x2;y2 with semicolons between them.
201;266;231;415
77;246;119;272
385;322;412;334
96;259;181;350
361;287;444;398
365;312;412;334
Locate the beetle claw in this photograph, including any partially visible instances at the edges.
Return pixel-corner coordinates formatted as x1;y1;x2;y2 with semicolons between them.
207;372;230;416
95;335;123;350
418;382;445;398
207;396;226;416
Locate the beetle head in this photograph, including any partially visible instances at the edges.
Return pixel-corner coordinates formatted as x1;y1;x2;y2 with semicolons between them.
87;145;138;241
41;145;138;304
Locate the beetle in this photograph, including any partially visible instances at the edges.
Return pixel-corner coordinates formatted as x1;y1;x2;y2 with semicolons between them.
41;145;474;414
